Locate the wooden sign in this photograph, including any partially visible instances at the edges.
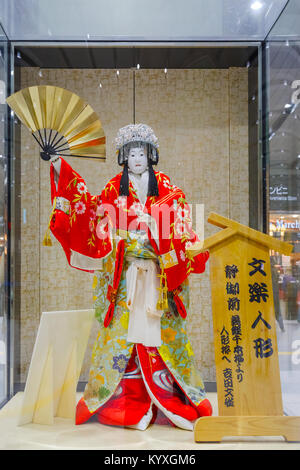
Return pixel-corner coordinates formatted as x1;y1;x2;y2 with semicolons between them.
187;213;300;442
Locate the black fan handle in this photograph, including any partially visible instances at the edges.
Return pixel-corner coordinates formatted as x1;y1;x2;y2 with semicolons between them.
32;131;105;161
40;151;52;161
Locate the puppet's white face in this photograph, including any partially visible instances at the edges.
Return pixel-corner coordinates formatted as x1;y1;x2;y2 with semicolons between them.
127;146;148;174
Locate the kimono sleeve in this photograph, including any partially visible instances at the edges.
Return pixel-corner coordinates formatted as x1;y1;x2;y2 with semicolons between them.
153;188;209;290
49;157;112;272
188;233;210;274
176;194;209;274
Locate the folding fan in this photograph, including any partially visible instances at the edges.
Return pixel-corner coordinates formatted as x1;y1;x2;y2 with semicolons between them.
6;85;106;161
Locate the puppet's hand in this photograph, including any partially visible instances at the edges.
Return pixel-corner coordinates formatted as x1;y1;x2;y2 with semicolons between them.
49;155;61;176
186;240;208;258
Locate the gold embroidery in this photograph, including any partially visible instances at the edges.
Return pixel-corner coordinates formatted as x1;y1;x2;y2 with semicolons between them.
160;249;178;269
156;259;169;310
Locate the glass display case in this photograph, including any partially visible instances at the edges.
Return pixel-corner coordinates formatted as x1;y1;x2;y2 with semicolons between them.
0;0;299;450
0;22;9;408
265;0;300;418
8;43;261;394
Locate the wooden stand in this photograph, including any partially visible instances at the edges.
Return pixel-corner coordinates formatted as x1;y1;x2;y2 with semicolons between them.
195;416;300;442
187;212;300;442
18;309;94;426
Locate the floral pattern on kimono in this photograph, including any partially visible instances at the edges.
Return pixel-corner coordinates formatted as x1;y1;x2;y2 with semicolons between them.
83;231;206;414
48;157;209;414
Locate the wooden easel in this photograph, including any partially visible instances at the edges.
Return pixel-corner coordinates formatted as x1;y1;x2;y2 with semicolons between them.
187;212;300;442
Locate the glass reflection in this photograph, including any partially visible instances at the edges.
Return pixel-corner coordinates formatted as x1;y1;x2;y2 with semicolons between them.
0;36;7;405
268;40;300;417
0;0;289;41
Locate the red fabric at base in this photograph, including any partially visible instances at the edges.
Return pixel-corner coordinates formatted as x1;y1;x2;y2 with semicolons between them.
97;346;151;426
152;407;176;427
136;344;199;422
75;397;96;425
76;344;212;427
196;398;213;417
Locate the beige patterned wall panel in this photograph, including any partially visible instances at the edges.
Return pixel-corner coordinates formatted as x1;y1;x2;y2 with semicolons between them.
229;68;249;225
20;68;134;381
135;69;232;381
20;66;248;384
19;125;40;380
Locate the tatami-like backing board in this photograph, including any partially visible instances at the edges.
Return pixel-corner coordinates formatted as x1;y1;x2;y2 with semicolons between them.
19;66;248;384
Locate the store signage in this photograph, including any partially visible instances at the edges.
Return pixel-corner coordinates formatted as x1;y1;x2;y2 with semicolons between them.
274;219;300;230
269;184;296;201
269;178;299;212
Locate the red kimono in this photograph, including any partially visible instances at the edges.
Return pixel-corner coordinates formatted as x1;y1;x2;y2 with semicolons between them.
49;157;212;430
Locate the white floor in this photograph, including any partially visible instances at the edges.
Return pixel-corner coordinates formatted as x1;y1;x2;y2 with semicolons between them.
0;392;299;450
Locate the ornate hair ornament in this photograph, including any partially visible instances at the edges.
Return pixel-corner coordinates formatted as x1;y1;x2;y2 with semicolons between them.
116;123;159;167
115;123;159;151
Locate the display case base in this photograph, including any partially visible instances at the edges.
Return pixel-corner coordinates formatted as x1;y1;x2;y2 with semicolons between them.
194;415;300;442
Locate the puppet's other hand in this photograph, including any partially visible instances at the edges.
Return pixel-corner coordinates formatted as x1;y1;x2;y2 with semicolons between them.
186;240;208;257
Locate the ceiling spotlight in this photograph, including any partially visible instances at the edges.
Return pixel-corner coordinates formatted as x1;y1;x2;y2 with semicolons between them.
251;1;263;10
116;69;120;76
99;83;102;88
136;63;140;70
164;68;167;74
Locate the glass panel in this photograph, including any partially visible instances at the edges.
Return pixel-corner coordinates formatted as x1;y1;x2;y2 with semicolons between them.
9;45;260;430
267;0;300;40
0;25;8;405
267;40;300;416
0;0;288;41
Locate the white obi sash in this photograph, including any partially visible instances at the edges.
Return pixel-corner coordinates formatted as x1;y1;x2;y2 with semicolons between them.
126;256;163;347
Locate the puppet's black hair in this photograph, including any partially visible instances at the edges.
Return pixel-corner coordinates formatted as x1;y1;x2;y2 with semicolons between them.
119;160;130;196
147;161;159;197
